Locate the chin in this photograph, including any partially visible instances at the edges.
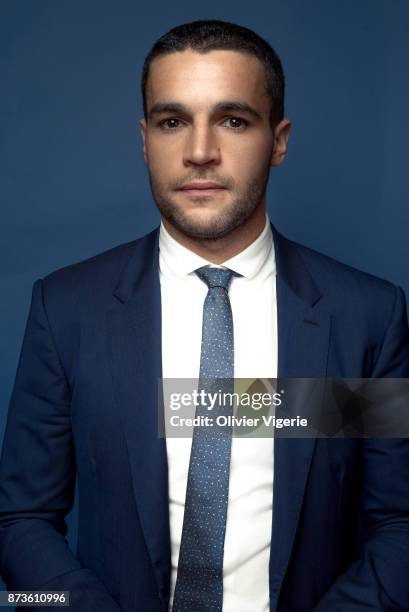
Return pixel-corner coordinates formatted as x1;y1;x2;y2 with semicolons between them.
174;215;240;240
159;194;255;240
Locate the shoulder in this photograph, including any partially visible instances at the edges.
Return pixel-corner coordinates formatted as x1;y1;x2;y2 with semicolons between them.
275;230;407;341
281;231;401;306
35;228;158;321
28;229;159;377
280;232;409;375
42;228;156;294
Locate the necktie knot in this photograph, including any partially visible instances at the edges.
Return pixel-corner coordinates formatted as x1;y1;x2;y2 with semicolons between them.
195;266;238;291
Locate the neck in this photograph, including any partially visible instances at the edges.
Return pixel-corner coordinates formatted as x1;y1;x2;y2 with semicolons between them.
162;202;267;264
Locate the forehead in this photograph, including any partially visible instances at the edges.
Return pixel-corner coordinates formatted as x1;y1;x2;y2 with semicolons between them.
146;49;269;110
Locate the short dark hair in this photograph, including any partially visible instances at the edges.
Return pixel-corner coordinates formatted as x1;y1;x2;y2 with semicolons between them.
141;19;285;127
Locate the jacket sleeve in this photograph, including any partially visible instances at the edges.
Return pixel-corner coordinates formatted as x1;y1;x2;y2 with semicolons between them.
0;279;121;612
314;285;409;611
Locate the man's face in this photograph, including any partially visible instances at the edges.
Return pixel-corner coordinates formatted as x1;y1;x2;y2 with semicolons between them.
140;49;290;240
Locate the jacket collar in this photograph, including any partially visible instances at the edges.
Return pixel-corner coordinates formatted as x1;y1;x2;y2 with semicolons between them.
113;223;323;308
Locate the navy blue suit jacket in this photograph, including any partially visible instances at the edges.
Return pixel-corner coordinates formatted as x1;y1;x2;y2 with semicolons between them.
1;225;409;611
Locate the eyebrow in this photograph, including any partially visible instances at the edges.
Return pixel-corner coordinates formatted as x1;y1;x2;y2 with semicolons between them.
148;100;263;121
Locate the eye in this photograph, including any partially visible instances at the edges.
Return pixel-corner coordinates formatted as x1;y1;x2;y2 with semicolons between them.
223;116;248;130
159;118;183;130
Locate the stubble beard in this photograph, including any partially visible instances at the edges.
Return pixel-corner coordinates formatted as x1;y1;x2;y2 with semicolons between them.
148;165;271;241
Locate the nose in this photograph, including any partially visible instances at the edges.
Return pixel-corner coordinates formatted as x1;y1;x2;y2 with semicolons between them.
183;122;221;167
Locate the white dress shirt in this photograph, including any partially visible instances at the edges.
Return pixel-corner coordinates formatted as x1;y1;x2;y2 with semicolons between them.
159;213;277;611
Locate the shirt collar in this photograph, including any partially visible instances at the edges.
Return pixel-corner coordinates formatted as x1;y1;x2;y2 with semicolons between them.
159;212;275;280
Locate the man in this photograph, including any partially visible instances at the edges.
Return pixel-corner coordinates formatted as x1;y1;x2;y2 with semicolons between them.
0;19;409;612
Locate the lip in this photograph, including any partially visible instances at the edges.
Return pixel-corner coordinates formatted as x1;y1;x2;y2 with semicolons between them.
179;181;226;190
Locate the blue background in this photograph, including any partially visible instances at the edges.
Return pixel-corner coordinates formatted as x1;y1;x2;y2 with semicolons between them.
1;0;408;598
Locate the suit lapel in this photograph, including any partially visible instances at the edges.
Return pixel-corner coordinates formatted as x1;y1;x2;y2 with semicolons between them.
107;229;171;601
269;227;332;607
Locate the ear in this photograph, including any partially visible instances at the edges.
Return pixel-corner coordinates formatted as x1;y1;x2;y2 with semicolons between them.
270;119;292;166
139;117;148;163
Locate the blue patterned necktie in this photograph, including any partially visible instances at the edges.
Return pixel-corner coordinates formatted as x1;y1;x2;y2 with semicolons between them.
172;266;239;612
